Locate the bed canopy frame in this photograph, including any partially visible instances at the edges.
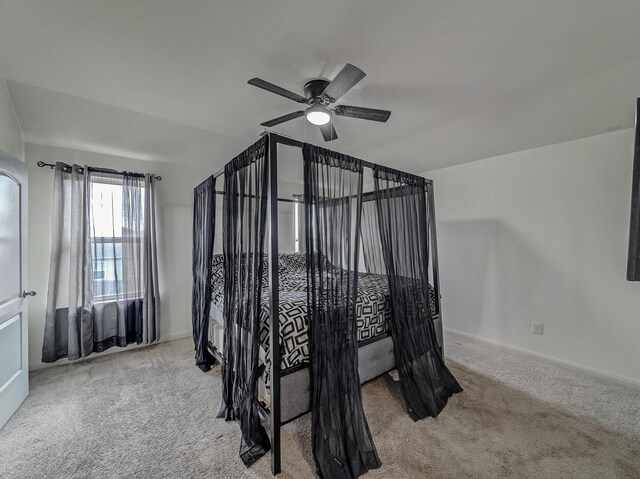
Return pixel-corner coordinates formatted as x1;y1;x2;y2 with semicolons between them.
192;132;460;477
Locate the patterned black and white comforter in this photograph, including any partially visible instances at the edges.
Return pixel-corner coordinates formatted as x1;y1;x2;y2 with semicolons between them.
210;253;436;376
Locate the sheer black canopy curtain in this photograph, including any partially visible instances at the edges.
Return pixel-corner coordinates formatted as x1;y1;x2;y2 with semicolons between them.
42;164;160;363
372;167;462;420
304;144;381;479
360;196;385;275
218;137;271;467
192;175;217;372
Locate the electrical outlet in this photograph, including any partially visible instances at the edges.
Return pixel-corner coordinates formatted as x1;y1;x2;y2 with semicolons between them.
531;322;544;335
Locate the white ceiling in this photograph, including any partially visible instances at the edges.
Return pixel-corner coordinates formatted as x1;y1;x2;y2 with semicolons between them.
1;0;640;173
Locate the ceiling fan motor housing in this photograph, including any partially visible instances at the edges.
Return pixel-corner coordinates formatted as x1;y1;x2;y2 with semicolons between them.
304;79;330;104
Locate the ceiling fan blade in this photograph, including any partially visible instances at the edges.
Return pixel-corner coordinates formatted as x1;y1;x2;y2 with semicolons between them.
260;111;305;127
322;64;366;103
248;78;307;103
333;105;391;122
319;122;338;142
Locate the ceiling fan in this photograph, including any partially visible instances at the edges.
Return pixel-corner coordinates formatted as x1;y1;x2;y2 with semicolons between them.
248;63;391;142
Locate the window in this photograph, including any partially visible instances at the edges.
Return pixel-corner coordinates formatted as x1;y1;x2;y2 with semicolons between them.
92;260;105;280
294;201;300;253
89;177;145;302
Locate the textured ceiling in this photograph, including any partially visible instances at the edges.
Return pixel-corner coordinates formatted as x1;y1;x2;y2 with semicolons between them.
1;0;640;173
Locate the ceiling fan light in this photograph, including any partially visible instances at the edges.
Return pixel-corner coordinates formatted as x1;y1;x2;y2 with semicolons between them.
305;105;331;125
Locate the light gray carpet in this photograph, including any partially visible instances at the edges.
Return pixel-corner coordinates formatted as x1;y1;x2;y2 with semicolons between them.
0;335;638;478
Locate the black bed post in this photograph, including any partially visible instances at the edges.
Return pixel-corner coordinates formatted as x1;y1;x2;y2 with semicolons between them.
426;180;444;354
267;133;282;475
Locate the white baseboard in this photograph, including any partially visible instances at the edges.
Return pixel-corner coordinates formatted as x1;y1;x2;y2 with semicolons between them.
162;330;192;342
444;328;640;390
29;329;192;372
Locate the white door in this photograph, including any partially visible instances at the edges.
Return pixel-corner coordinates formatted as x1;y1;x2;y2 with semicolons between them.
0;151;30;429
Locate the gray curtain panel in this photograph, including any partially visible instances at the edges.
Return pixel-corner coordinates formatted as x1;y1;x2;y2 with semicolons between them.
42;163;92;362
42;164;160;363
142;173;160;344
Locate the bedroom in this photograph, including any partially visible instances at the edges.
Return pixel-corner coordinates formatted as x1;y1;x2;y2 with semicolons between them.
0;1;639;478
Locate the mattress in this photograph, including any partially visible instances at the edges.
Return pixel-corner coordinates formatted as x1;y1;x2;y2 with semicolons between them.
209;253;437;379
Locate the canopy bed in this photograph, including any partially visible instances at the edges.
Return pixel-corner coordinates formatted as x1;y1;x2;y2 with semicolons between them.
191;132;462;478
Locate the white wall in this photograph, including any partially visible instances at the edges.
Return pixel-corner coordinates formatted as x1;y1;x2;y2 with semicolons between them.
0;75;23;161
26;143;214;367
426;129;640;384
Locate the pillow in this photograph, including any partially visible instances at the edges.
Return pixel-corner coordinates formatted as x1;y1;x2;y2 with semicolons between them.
210;253;270;289
278;252;308;274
